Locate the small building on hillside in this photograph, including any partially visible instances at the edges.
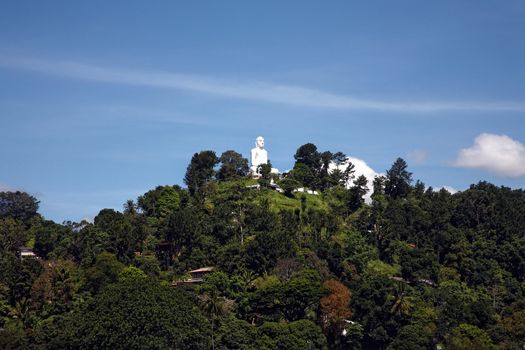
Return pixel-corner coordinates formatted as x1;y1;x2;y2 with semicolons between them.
187;267;215;283
19;247;37;259
173;267;215;286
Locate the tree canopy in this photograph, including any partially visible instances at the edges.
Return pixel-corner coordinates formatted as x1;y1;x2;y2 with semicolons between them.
1;142;524;349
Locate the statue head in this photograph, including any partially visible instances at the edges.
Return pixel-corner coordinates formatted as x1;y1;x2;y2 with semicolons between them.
255;136;265;149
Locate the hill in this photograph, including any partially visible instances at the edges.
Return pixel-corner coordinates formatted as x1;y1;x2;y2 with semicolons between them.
1;147;525;349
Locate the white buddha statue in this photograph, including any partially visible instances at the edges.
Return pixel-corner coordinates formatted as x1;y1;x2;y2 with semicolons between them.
250;136;279;176
251;136;268;173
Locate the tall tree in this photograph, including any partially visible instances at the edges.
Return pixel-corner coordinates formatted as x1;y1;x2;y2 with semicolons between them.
184;150;219;195
217;150;249;180
292;143;350;190
385;158;412;199
294;143;321;170
347;175;369;212
319;279;352;346
0;191;39;222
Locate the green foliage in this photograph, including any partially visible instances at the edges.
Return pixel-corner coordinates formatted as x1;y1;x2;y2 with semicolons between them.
0;191;39;222
289;162;317;189
134;255;161;277
445;323;498;350
385;158;412;199
340;229;379;274
278;177;301;197
216;316;257;349
290;143;351;191
33;219;72;259
347;175;369;212
2;146;525;349
137;185;181;218
387;324;433;350
0;218;27;253
94;208;138;262
218;150;249;180
36;279;209;349
118;266;147;283
85;252;124;293
255;319;328;350
184;150;219;195
69;224;110;267
365;260;400;278
249;269;326;322
31;260;83;317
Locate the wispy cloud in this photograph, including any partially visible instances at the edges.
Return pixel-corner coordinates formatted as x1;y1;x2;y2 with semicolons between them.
1;55;525;112
454;133;525;177
407;149;428;164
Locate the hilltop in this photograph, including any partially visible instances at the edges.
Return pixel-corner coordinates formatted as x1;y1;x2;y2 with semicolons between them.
1;143;525;349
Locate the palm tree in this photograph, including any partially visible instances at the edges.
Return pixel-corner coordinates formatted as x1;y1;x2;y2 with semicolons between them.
199;288;224;350
388;281;415;316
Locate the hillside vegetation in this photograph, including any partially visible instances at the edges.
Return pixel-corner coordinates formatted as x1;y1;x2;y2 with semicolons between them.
1;143;525;349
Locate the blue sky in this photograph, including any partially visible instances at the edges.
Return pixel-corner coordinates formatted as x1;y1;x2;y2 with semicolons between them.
1;1;524;222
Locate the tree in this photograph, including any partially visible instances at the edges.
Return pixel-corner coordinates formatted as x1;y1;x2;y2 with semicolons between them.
33;219;72;259
292;143;322;189
279;178;301;197
137;185;182;218
134;255;161;277
217;150;249;180
445;323;497;350
294;143;321;170
200;287;225;350
184;150;219;195
0;251;41;325
164;206;203;259
255;319;328;350
289;163;316;189
328;161;355;188
249;269;326;322
501;308;525;348
94;209;137;262
319;279;352;346
69;224;110;267
257;163;273;186
31;260;81;317
216;316;257;350
332;152;347;166
292;144;351;190
387;324;433;350
385;158;412;199
347;175;369;212
123;199;137;215
35;279;209;349
0;218;26;254
0;191;39;222
84;252;124;293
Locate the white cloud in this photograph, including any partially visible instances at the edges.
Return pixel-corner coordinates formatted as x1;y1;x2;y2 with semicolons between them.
435;186;458;194
407;149;428;164
455;133;525;177
1;55;525;112
329;156;382;203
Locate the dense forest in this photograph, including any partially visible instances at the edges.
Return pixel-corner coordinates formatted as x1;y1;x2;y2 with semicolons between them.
1;143;525;349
